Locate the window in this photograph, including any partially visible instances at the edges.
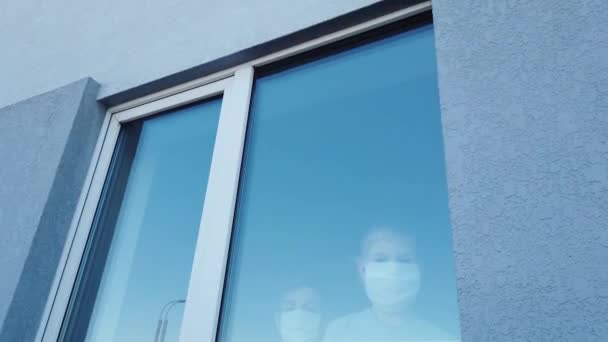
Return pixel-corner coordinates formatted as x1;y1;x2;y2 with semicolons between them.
40;4;460;342
60;99;222;341
39;75;254;342
218;24;460;342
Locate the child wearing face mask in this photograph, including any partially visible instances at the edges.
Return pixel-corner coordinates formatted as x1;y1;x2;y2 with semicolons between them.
277;286;323;342
323;227;457;342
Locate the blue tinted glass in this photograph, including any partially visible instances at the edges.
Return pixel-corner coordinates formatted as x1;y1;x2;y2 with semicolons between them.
219;25;461;342
63;99;221;341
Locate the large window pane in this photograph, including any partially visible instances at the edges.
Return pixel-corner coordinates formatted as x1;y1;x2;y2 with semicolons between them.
61;99;221;341
219;25;460;342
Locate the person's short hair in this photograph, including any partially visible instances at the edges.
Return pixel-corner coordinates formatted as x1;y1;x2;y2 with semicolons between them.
277;285;320;312
360;226;415;258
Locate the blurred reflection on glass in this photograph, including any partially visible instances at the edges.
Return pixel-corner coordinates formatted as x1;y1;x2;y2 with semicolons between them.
277;287;322;342
324;227;454;341
218;24;460;342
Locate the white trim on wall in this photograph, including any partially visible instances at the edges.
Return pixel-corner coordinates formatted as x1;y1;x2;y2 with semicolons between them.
34;110;112;342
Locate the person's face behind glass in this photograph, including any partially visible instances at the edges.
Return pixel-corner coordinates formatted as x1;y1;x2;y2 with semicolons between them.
276;287;321;342
358;228;421;313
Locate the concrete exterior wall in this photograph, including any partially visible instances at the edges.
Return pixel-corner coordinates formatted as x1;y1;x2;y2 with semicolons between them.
433;0;608;340
0;79;105;341
0;0;380;108
1;0;607;341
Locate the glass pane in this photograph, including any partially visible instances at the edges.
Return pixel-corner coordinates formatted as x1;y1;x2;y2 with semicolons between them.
219;25;461;342
61;98;222;342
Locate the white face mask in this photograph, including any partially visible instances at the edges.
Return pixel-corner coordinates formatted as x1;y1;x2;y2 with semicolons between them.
279;309;321;342
363;261;421;309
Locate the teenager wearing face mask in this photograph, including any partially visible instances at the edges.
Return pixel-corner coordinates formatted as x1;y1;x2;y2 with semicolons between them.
323;227;456;342
276;286;323;342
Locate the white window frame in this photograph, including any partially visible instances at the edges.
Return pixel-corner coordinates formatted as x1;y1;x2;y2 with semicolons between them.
36;2;431;342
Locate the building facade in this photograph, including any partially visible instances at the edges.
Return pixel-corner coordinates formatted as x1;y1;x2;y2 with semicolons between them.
1;0;607;341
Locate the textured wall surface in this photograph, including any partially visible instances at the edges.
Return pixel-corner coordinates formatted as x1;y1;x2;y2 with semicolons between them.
0;79;105;341
433;0;608;340
1;1;607;341
0;0;380;108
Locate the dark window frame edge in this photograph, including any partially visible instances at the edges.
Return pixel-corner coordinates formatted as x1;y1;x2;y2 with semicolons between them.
100;0;430;108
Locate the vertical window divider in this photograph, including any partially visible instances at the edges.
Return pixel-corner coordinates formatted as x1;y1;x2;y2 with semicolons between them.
178;66;254;342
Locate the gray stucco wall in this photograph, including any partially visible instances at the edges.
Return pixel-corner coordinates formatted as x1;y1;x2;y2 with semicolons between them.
1;1;607;341
433;0;608;340
0;79;105;340
0;0;379;108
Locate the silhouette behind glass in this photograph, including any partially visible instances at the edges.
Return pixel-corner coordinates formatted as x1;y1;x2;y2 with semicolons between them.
276;286;322;342
324;227;456;342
